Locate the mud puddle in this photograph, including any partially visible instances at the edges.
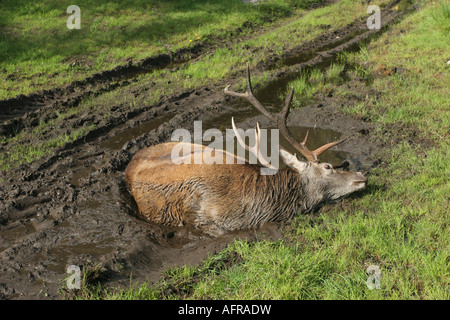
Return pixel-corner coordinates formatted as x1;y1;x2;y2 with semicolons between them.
100;114;175;151
202;112;348;166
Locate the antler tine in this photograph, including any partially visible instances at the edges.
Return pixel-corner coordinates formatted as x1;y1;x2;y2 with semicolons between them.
231;117;276;170
231;117;250;153
311;137;347;158
225;64;278;124
281;85;294;122
225;64;316;163
225;64;343;163
246;63;254;95
302;130;309;146
270;87;318;162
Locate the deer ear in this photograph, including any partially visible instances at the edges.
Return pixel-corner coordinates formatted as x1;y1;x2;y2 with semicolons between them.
279;148;307;172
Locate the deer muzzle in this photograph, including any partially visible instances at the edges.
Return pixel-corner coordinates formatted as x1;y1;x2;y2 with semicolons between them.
352;172;368;187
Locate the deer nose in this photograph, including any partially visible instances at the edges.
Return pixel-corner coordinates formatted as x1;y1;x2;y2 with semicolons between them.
356;172;368;182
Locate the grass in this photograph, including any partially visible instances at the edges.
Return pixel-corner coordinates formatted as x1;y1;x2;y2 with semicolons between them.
339;1;449;138
0;0;392;100
0;0;316;100
178;0;392;87
280;61;347;108
74;0;449;300
283;62;347;107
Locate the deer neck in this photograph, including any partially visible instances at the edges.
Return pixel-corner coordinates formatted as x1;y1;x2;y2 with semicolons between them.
251;168;318;222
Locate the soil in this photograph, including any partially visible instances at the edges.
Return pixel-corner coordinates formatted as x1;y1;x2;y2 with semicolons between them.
0;0;415;299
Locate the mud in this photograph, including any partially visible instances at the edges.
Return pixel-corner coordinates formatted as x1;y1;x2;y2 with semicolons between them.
0;0;414;299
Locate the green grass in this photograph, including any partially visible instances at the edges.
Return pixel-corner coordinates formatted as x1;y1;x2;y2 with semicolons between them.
340;1;449;138
283;62;347;107
177;0;391;87
74;0;449;300
0;0;308;100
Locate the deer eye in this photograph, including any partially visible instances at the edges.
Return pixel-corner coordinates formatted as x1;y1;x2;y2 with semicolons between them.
324;164;331;170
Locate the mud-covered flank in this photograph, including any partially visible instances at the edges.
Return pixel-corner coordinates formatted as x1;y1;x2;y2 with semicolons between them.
0;0;414;299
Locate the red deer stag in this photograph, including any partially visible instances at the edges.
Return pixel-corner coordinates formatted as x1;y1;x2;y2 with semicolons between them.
125;66;367;236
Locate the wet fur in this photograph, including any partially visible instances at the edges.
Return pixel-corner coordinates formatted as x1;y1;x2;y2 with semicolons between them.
125;142;365;236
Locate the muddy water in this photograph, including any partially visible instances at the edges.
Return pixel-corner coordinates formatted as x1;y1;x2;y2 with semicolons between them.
100;114;175;151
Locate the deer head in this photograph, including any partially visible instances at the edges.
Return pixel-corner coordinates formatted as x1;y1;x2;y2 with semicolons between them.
224;64;367;204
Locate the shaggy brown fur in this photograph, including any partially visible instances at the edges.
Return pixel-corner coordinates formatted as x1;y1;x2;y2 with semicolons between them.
125;142;367;236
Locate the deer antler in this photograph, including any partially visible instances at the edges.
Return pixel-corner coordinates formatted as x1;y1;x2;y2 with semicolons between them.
231;117;277;170
224;64;346;163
